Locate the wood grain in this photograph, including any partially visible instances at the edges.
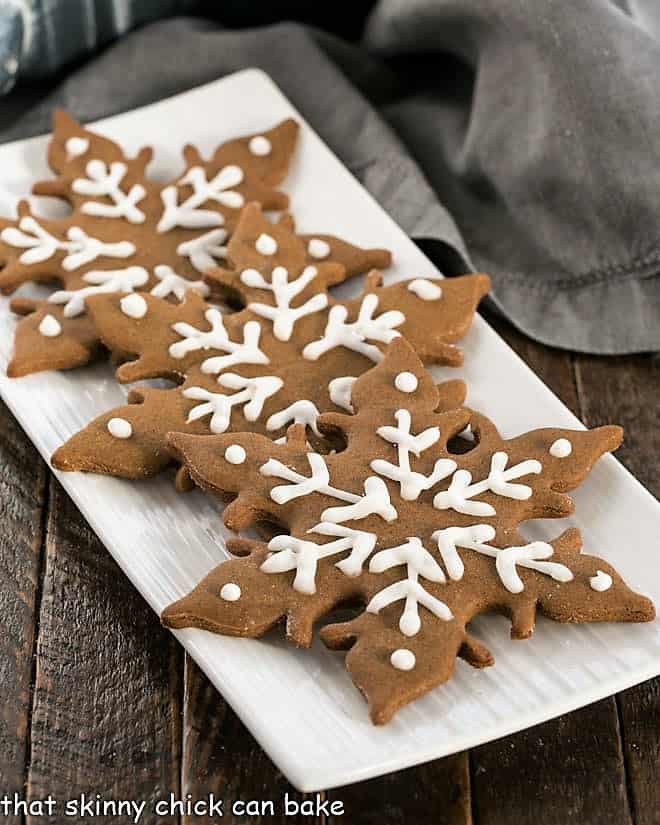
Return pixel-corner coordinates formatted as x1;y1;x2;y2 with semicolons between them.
2;314;658;823
471;700;631;825
181;655;325;824
469;313;631;825
25;477;184;825
327;754;471;825
0;401;47;825
575;351;660;825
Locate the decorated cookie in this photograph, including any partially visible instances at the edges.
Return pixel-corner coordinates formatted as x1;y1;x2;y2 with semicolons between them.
160;337;654;724
1;111;299;376
52;206;489;482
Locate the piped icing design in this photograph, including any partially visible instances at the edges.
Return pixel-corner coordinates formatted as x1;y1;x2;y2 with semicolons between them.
0;112;299;377
394;371;418;393
120;293;147;319
107;417;132;439
52;203;491;484
407;278;442;301
307;238;330;260
550;438;573;458
249;136;271;156
38;314;62;337
160;337;651;726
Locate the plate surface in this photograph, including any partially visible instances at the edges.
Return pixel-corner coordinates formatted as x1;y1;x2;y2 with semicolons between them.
0;69;658;792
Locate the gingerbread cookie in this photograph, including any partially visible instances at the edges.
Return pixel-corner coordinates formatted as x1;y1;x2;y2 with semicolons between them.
1;110;299;376
161;337;654;724
52;205;489;482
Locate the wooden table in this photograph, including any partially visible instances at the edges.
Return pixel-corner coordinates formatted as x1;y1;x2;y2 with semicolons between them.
1;309;658;825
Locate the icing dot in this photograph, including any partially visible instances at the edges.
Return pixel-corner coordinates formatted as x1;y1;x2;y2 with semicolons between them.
390;649;416;671
590;570;613;592
394;371;418;393
256;233;278;256
119;293;147;319
248;136;271;156
328;375;356;413
220;582;242;601
38;314;61;337
65;136;89;160
407;278;443;301
550;438;572;458
225;444;246;464
307;238;330;260
107;417;132;439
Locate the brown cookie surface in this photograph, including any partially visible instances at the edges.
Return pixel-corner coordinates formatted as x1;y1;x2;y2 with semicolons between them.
53;204;488;482
1;112;299;375
161;337;654;724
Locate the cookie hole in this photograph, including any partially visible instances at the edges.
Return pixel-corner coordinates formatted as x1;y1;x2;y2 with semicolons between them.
209;283;245;312
316;423;347;454
446;427;478;455
318;597;365;630
253;519;288;543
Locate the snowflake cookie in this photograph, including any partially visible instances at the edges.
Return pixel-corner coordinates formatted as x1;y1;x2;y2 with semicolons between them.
51;204;489;484
0;110;298;375
161;336;654;724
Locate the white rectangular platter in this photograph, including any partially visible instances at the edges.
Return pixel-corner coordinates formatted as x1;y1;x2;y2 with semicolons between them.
0;70;659;792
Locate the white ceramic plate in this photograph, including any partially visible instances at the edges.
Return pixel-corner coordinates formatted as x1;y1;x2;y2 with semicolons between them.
0;70;659;792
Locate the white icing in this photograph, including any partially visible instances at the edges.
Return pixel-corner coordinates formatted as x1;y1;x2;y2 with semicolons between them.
249;136;272;156
0;216;135;271
367;538;452;636
260;453;397;523
433;452;543;516
328;376;357;412
241;266;328;341
431;526;573;593
120;293;147;319
169;310;269;372
496;542;574;594
432;525;496;581
303;293;404;363
550;438;572;458
407;279;443;301
38;314;61;337
262;523;377;594
307;238;330;260
394;371;418;393
151;265;210;301
224;445;247;465
49;266;149;317
177;227;228;273
158;165;243;233
266;400;321;436
183;374;283;433
458;424;475;443
73;160;146;223
65;136;89;160
255;233;278;256
590;570;612;592
220;583;242;601
107;417;132;439
371;409;456;500
390;649;416;671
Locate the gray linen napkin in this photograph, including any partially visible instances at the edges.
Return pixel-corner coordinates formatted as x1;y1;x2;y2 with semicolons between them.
2;4;659;354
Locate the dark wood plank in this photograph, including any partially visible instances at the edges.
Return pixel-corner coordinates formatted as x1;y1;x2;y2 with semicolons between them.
574;353;660;496
0;401;47;825
574;351;660;825
327;754;471;825
471;700;631;825
181;655;328;824
470;313;631;825
26;478;183;825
